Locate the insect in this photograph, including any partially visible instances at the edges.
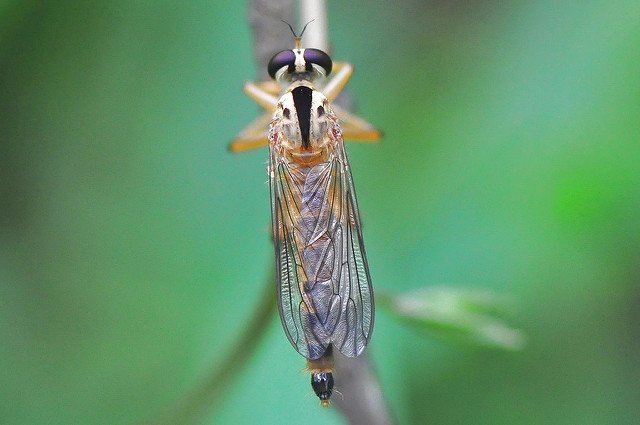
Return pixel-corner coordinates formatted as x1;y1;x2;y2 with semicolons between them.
230;23;380;406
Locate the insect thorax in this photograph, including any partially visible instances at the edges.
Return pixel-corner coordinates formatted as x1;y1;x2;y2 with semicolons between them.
270;83;337;166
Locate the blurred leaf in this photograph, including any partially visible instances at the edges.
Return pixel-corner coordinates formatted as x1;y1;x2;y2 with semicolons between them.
378;287;525;351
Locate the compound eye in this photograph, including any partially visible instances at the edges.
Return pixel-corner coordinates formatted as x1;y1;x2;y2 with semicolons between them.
303;48;332;76
268;50;296;79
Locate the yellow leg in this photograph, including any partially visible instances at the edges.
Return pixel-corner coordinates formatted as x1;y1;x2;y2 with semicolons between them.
228;81;279;152
322;62;353;103
243;81;278;111
333;104;382;142
228;112;271;152
323;63;381;142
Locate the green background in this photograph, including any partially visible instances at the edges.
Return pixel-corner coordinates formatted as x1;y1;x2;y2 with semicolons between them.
2;1;639;424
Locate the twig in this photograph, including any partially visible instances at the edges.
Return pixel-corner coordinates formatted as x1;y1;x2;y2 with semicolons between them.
147;270;276;425
299;0;328;51
332;351;395;425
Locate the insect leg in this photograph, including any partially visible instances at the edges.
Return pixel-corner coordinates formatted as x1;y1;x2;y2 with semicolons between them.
322;62;353;103
228;81;278;152
243;81;278;110
228;112;271;152
332;104;382;142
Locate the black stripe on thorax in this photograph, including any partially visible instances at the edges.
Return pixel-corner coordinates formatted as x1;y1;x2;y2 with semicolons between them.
291;85;313;149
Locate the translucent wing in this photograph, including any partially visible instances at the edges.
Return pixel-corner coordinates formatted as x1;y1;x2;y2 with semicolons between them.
270;110;374;360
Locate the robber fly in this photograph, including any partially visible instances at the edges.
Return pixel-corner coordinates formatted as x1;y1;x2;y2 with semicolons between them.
230;23;380;406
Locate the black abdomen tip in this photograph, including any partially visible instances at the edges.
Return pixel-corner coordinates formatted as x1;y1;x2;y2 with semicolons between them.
311;372;334;405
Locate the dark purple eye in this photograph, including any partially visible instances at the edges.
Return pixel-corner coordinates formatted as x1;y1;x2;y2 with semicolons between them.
303;48;332;76
268;50;296;79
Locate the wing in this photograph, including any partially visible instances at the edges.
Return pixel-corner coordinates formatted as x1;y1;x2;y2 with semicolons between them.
270;118;374;360
330;139;375;357
270;154;313;357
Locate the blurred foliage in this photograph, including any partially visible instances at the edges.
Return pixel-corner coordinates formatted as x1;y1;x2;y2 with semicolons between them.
379;288;525;350
1;1;640;425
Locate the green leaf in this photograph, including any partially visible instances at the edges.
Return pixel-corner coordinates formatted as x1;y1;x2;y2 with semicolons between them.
378;287;526;351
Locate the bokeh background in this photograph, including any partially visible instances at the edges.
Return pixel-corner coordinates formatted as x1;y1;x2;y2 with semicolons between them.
2;1;639;424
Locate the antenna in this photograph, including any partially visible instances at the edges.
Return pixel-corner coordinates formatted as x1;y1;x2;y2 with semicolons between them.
281;19;315;49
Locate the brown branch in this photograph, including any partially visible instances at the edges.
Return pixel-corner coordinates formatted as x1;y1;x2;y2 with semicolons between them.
147;270;276;425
